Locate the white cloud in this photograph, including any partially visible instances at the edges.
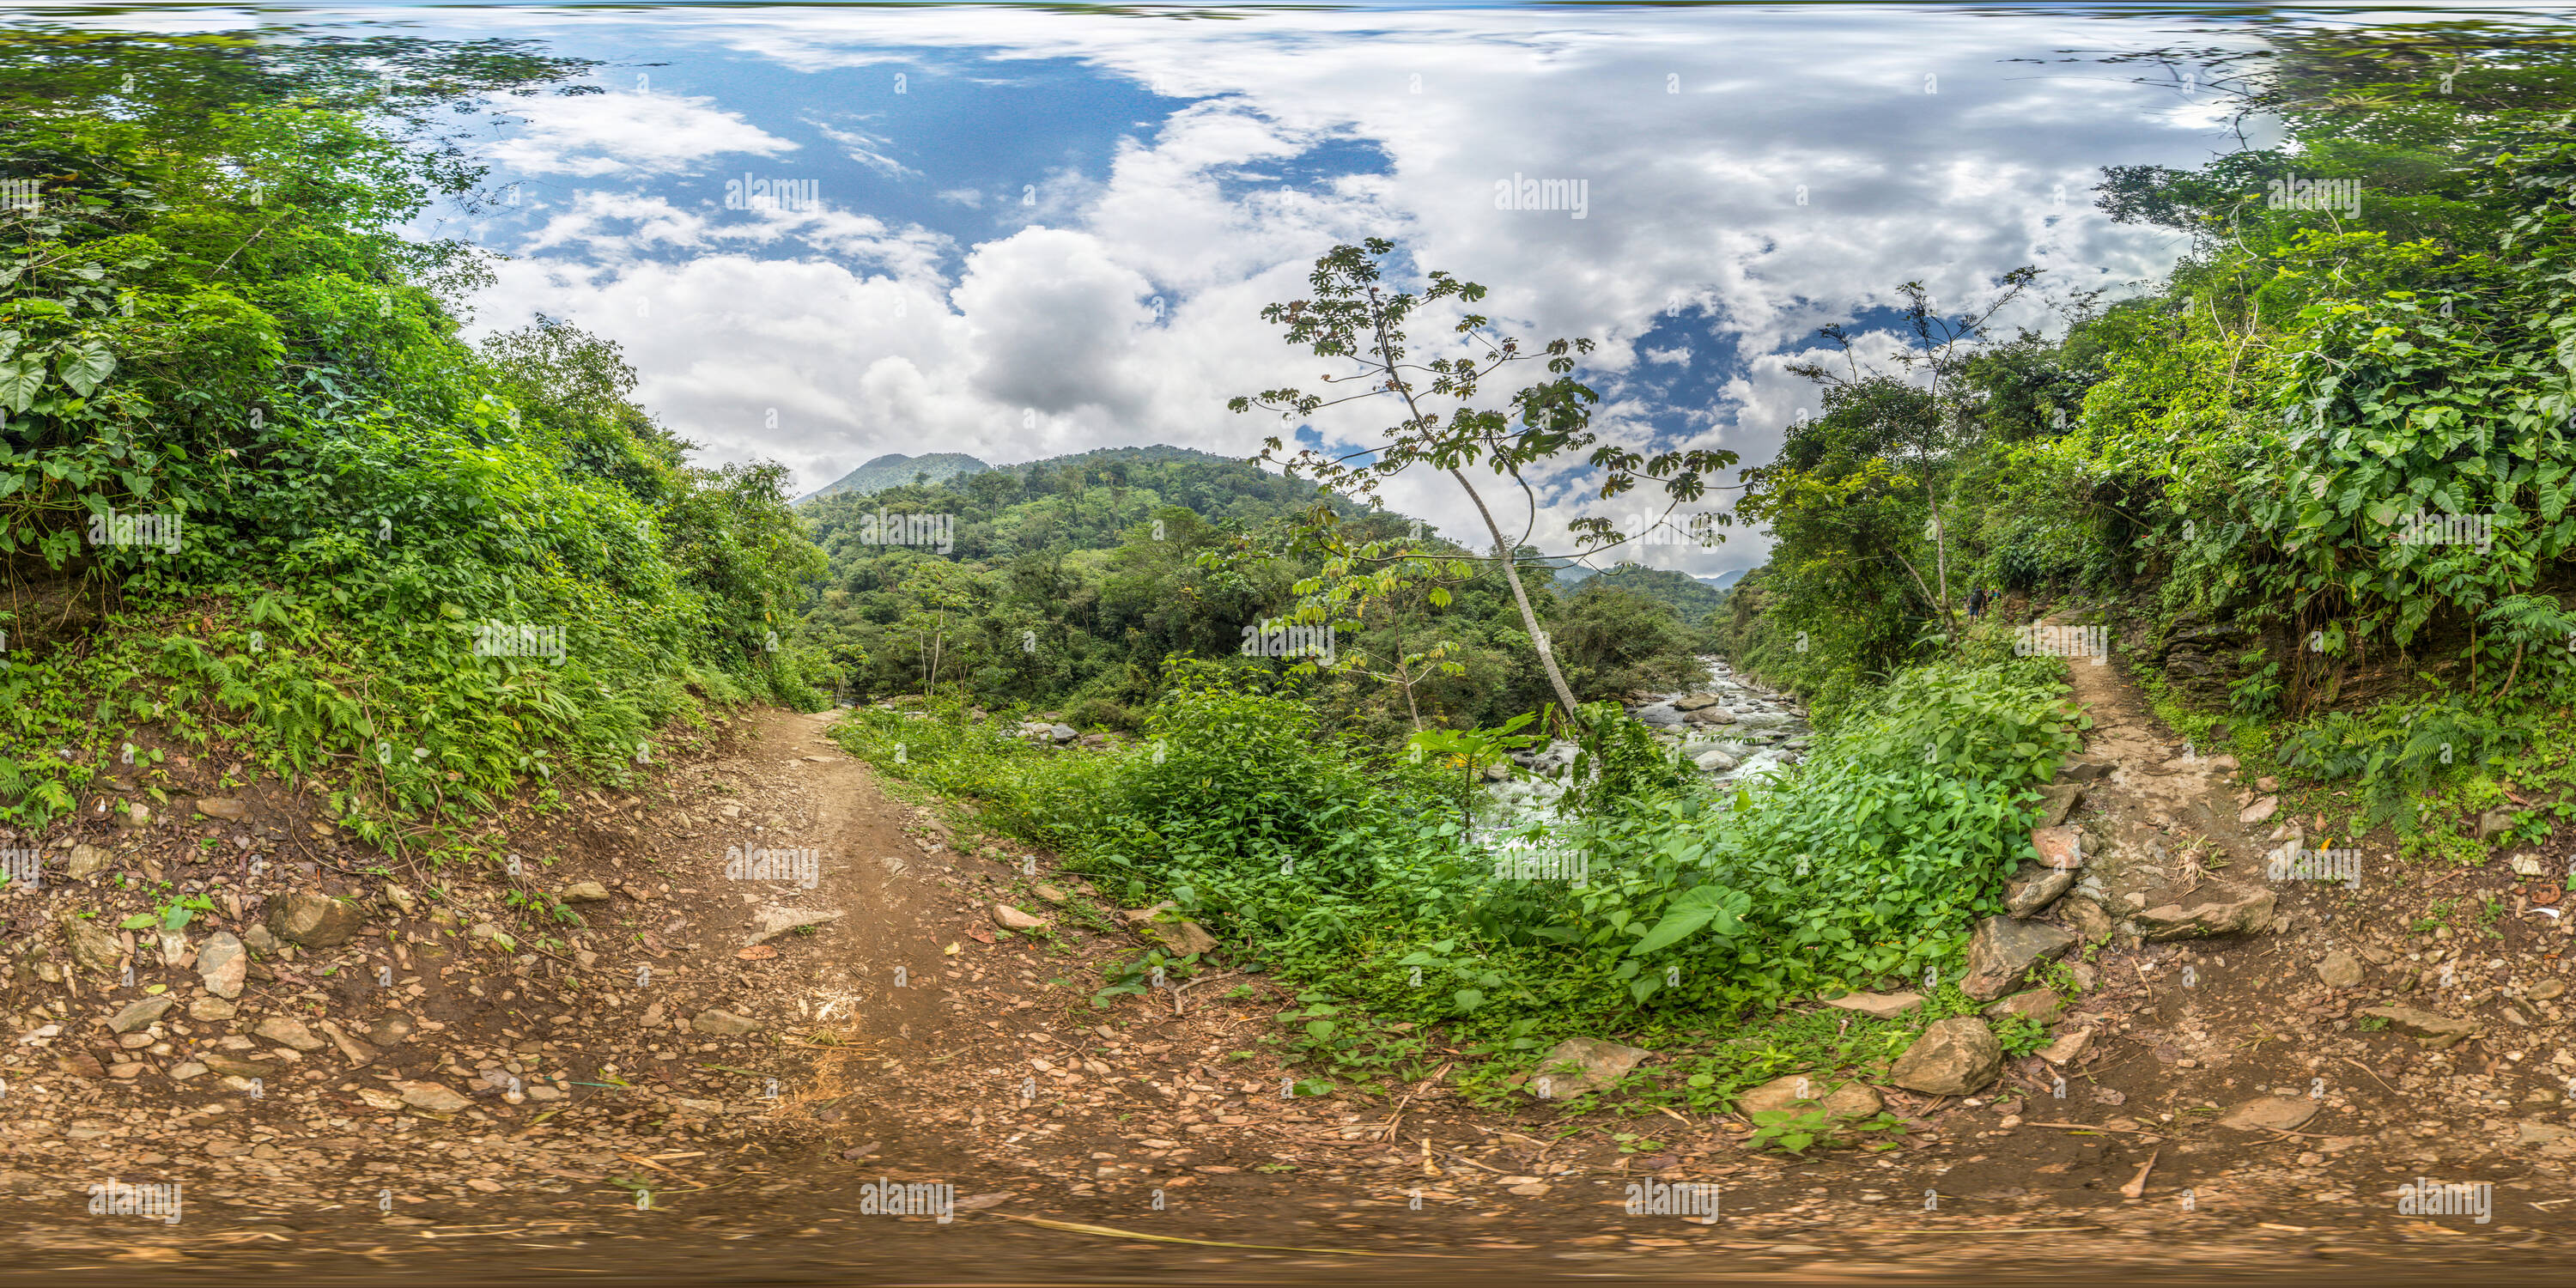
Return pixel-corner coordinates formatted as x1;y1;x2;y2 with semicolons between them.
485;88;797;178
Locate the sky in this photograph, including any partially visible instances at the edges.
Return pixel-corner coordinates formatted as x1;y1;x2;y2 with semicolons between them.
111;3;2299;575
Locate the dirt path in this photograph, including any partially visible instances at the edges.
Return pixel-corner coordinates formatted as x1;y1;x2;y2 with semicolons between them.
10;680;2576;1284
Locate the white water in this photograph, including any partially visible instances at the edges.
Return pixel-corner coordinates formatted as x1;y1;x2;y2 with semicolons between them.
1477;654;1814;835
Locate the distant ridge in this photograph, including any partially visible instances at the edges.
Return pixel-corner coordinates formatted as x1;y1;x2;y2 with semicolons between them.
799;453;991;504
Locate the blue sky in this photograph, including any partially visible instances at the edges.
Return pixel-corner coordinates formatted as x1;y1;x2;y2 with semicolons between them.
159;3;2287;574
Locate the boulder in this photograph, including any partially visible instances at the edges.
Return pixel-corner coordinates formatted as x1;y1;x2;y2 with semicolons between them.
1692;748;1740;773
1888;1017;2002;1096
1528;1036;1650;1099
1821;992;1923;1021
197;931;246;999
1737;1072;1883;1121
266;890;364;948
2004;866;2073;918
2317;951;2364;989
2135;884;2275;942
1961;915;2075;1000
1673;694;1721;712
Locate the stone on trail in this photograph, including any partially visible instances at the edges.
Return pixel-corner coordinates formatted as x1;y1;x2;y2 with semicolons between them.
1888;1017;2002;1096
1737;1072;1883;1121
2059;759;2116;782
2034;782;2084;829
561;880;612;902
108;995;176;1034
693;1008;762;1036
2239;795;2280;825
318;1019;380;1066
201;1054;276;1081
252;1016;325;1052
188;997;236;1023
63;915;122;975
2060;896;2116;942
266;890;364;947
395;1080;471;1114
197;931;246;999
1033;884;1070;904
991;902;1049;933
744;906;843;946
367;1013;416;1048
1530;1036;1650;1099
65;843;110;880
1984;989;2066;1024
2218;1096;2318;1133
1961;915;2075;1001
2035;1027;2093;1066
2358;1005;2481;1048
2030;827;2083;872
2134;884;2275;942
195;797;247;821
2317;951;2364;989
1821;992;1923;1020
2004;865;2073;918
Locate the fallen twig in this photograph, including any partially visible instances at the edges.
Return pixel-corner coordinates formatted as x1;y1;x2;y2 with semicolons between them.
978;1210;1457;1256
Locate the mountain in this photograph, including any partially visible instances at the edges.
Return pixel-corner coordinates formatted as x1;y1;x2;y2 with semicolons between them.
1550;562;1735;623
800;453;992;504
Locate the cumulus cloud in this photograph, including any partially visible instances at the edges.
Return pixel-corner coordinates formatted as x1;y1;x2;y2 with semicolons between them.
484;88;797;178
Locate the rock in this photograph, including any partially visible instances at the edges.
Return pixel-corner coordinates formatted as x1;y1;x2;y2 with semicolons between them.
2317;951;2364;989
2255;775;2279;792
562;880;611;903
167;1061;208;1083
1049;724;1078;742
2531;979;2567;1001
1139;916;1218;957
2035;1027;2093;1065
158;930;187;968
108;995;176;1034
2359;1005;2481;1048
992;903;1049;933
2030;827;2083;871
188;997;236;1022
2060;896;2116;942
2035;783;2084;829
1024;884;1069;906
1888;1017;2002;1096
120;803;151;830
2476;810;2514;840
1673;694;1720;712
1692;748;1740;773
2059;759;2116;782
201;1055;275;1080
196;932;246;999
63;915;122;974
252;1016;324;1052
2512;854;2549;878
2218;1097;2318;1133
693;1009;762;1036
65;843;109;880
2240;796;2280;825
195;798;247;821
2004;866;2074;918
317;1020;379;1065
381;884;418;916
1961;916;2075;1000
744;906;843;946
395;1080;471;1114
241;924;277;955
2136;884;2275;942
366;1014;416;1048
2518;1120;2569;1146
1737;1072;1883;1121
1984;989;2067;1024
1529;1036;1650;1099
1821;992;1923;1021
266;890;363;947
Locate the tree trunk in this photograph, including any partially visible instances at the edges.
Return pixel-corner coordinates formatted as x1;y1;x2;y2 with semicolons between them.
1449;466;1584;726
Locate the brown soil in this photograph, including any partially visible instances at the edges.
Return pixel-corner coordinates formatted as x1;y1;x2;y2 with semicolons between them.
7;671;2576;1286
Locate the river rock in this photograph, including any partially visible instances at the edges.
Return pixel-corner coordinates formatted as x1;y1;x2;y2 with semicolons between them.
1692;748;1740;772
1888;1017;2002;1096
197;931;246;999
2135;884;2275;941
2004;865;2073;918
1530;1036;1649;1099
1674;694;1721;712
267;890;363;947
1738;1072;1883;1121
1962;915;2075;1000
1822;991;1923;1020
